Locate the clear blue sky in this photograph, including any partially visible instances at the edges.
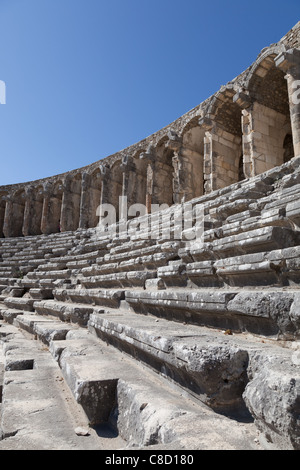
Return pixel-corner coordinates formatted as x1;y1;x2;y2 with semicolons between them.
0;0;299;186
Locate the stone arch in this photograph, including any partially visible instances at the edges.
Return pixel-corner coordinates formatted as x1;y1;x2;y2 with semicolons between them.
153;136;174;206
241;46;292;174
201;85;243;191
180;117;206;198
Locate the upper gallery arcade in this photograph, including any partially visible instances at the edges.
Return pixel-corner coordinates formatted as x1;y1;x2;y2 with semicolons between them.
1;22;300;238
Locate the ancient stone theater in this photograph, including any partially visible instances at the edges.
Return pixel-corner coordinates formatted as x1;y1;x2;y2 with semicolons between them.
0;22;300;450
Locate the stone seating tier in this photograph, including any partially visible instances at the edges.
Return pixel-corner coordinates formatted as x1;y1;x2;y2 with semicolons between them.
0;155;300;450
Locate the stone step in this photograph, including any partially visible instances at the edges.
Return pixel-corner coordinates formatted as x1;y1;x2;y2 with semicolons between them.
0;287;25;298
82;252;178;278
4;316;261;450
179;227;300;264
0;307;29;324
13;313;77;343
211;226;300;257
33;300;104;326
220;207;292;239
26;269;72;280
0;278;16;286
0;321;106;450
185;245;300;288
28;288;54;300
55;332;262;449
87;309;300;450
102;241;183;264
125;288;300;339
35;261;68;272
81;271;157;289
214;246;300;287
3;297;35;312
53;288;125;308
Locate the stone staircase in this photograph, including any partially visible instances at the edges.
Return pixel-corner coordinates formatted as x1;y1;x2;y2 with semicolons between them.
0;156;300;450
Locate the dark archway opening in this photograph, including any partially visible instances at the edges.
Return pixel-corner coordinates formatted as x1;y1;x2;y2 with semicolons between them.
283;133;294;163
238;155;246;181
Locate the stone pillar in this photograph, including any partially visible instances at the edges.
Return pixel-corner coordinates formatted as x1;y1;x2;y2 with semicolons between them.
3;191;26;237
97;164;111;226
60;176;73;232
199;117;215;193
140;147;155;213
22;186;43;236
79;172;91;229
120;155;136;206
0;195;6;238
41;182;63;235
2;195;14;238
99;164;110;206
167;131;203;203
199;116;242;191
23;186;35;236
165;132;186;204
41;184;52;235
233;89;253;178
276;48;300;157
60;176;72;232
241;108;255;178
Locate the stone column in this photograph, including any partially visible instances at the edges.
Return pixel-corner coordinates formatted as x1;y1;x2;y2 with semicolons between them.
140;147;155;213
2;195;14;238
41;183;53;235
99;164;110;206
165;132;186;204
79;172;91;229
0;195;6;237
120;155;136;205
22;186;43;236
41;188;50;235
60;176;72;233
233;89;253;178
167;131;203;203
3;191;26;237
97;163;111;226
199;117;215;193
276;48;300;157
22;186;34;236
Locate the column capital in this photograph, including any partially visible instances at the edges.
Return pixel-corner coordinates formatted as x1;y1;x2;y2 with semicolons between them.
140;145;155;164
81;171;91;189
120;154;135;172
198;115;214;131
233;88;252;109
24;185;36;200
275;48;300;73
42;181;53;197
99;163;110;181
165;130;182;151
62;174;73;191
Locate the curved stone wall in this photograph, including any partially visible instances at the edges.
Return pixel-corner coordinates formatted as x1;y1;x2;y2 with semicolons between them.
1;22;300;238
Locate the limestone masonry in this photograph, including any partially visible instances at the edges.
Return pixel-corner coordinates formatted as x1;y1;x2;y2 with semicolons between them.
1;22;300;450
